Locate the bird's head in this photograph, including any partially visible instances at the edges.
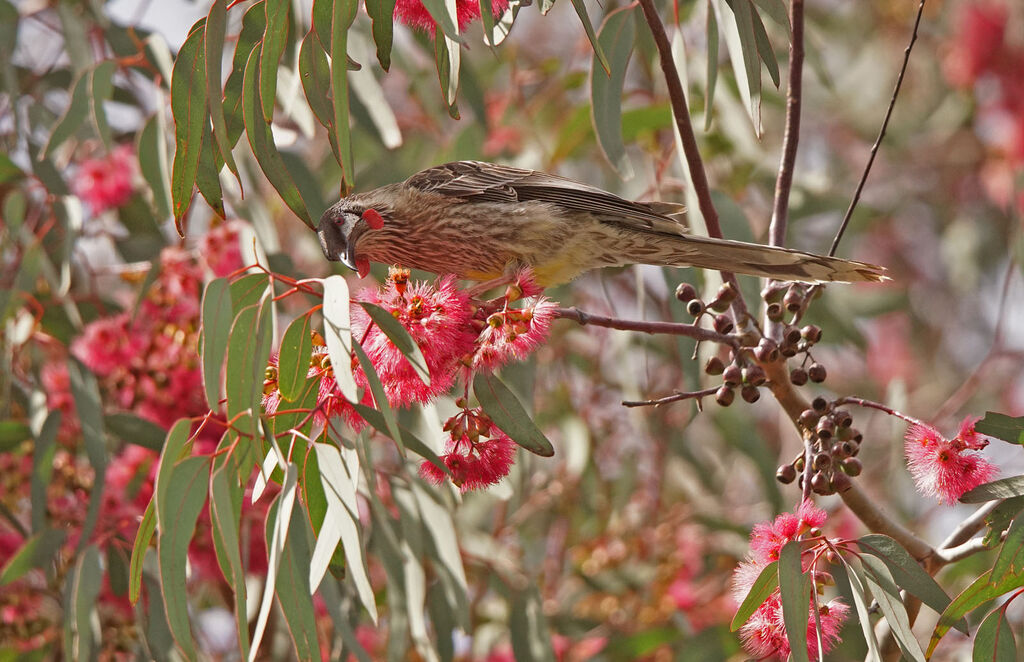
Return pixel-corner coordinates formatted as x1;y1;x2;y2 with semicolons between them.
316;202;387;279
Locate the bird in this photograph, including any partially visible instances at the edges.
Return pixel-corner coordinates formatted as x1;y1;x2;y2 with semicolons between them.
316;160;886;287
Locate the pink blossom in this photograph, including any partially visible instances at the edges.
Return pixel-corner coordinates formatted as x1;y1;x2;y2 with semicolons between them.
471;298;556;372
393;0;510;32
748;500;826;565
419;410;517;491
943;4;1008;88
353;274;476;406
201;221;247;278
71;314;144;377
73;143;137;214
905;416;998;504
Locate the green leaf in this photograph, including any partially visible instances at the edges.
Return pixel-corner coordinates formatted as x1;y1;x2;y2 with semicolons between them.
0;529;65;585
590;6;636;180
509;585;556;662
433;28;460;119
201;277;233;409
273;502;323;660
351;404;449;476
195;118;225;217
418;0;464;43
752;0;790;35
973;608;1016;662
63;545;102;662
0;420;31;450
856;534;959;629
730;560;778;631
357;301;430;387
299;30;336;134
724;0;762;132
137;113;173;219
67;358;107;553
984;497;1024;547
128;500;155;604
976;412;1024;445
89;60;116;150
322;275;358;402
224;3;267;147
104;412;168;451
251;464;298;662
0;152;24;185
31;411;60;533
278;313;314;401
570;0;610;75
777;540;809;662
749;5;779;88
929;568;1024;657
473;372;554;457
991;517;1024;583
331;0;358;186
842;559;882;661
170;20;208;231
225;297;275;441
154;419;194;531
157;455;210;662
42;70;90;158
241;45;313;226
312;442;378;620
205;0;240;181
230;273;270;314
962;476;1024;503
260;0;290;122
210;456;251;660
365;0;396;70
862;555;926;662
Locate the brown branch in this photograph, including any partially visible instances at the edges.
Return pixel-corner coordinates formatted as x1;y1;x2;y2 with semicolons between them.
832;395;928;429
829;0;927;256
635;0;749;323
622;386;719;408
554;306;737;344
766;0;804;339
936;535;999;564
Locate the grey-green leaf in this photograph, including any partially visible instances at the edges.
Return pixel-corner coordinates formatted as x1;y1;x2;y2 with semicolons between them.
590;5;637;180
170;20;208;231
730;560;778;631
777;540;809;662
973;607;1016;662
473;372;554;457
201;277;233;408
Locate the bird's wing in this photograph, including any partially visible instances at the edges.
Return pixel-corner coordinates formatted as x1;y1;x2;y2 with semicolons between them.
404;161;688;234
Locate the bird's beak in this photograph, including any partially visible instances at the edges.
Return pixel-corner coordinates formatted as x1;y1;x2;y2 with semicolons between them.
316;212;359;273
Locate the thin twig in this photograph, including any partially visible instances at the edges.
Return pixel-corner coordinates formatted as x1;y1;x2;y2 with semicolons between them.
936;535;999;564
939;499;1004;550
635;0;750;322
622;386;718;408
829;0;926;256
767;0;804;339
554;306;737;344
832;395;928;428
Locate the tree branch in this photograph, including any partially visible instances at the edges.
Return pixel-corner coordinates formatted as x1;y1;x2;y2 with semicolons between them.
936;535;999;564
635;0;749;322
829;0;927;256
939;499;1004;550
554;306;737;344
622;386;719;408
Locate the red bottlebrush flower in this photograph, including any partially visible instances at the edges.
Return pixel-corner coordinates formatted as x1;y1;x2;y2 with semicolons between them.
200;220;247;278
73;143;137;214
471;298;556;372
393;0;509;33
419;409;516;491
905;416;998;504
353;274;476;406
732;502;848;660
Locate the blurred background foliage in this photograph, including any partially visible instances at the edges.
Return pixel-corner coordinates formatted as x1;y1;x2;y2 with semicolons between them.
1;0;1023;659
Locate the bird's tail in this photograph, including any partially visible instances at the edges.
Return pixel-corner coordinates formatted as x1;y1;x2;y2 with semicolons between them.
638;234;887;283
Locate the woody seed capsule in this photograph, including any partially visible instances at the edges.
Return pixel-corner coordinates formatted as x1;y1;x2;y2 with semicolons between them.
713;314;734;334
715;385;735;407
741;385;761;403
705;356;725;375
808;363;827;383
790;367;809;386
776;464;797;484
722;364;742;387
675;282;698;302
743;365;767;386
686;299;705;317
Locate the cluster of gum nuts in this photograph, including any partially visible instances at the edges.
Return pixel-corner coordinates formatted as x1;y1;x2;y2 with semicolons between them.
780;397;863;494
675;281;828;407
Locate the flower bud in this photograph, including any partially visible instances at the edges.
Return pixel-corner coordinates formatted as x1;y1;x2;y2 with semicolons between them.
741;385;761;403
675;283;698;302
713;314;735;334
704;356;725;375
808;363;827;383
722;364;742;387
715;385;735;407
790;367;808;386
776;464;797;484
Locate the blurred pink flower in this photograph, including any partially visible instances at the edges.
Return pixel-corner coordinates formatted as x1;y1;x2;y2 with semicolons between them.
201;221;247;278
943;3;1008;88
72;314;144;377
419;410;517;491
73;144;137;214
353;274;476;406
905;416;998;504
393;0;509;32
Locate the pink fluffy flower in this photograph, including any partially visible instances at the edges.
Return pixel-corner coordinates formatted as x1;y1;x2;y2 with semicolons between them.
905;416;998;504
200;221;247;278
732;501;848;660
353;274;476;406
471;298;556;372
393;0;509;32
71;314;144;377
73;143;137;214
419;409;517;492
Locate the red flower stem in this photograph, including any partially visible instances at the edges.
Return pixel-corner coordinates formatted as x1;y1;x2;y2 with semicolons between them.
554;306;737;345
635;0;750;324
831;396;926;428
621;386;718;408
